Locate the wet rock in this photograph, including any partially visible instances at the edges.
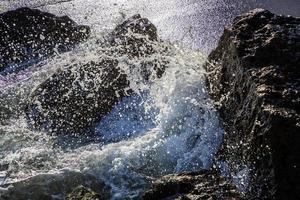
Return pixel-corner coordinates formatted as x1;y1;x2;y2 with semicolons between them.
25;14;166;134
143;170;241;200
107;14;166;80
0;170;110;200
26;58;127;134
0;7;90;74
67;186;101;200
205;9;300;199
108;14;158;57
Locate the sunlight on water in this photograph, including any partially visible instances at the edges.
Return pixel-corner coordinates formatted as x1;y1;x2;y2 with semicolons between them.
0;31;223;198
0;0;299;199
0;1;228;199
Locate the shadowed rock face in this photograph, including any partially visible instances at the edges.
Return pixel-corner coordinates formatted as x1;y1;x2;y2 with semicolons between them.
0;7;90;74
143;170;241;200
25;14;166;134
26;58;128;134
206;9;300;199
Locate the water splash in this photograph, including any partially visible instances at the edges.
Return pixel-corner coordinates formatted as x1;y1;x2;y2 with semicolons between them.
0;13;223;199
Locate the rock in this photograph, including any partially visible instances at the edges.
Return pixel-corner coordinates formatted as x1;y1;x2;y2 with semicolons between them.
26;59;127;134
106;14;165;79
0;7;90;74
108;14;166;80
108;14;158;57
143;170;241;200
67;186;101;200
205;9;300;199
25;14;166;134
0;170;110;200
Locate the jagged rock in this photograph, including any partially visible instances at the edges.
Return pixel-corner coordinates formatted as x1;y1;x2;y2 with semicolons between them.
0;7;90;74
143;170;241;200
0;170;110;200
25;14;166;134
67;186;101;200
107;14;166;80
205;9;300;199
108;14;158;56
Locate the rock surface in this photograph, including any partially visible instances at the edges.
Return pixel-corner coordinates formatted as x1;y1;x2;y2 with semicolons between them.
0;170;110;200
0;7;90;74
205;9;300;199
67;186;101;200
143;170;241;200
25;14;166;134
108;14;158;57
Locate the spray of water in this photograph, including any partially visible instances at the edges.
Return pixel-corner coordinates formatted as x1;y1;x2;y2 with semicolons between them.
0;19;223;199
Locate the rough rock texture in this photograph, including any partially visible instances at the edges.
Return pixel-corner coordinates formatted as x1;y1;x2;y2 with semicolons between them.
205;9;300;199
107;14;166;80
0;170;110;200
67;186;101;200
108;14;158;56
143;170;241;200
0;7;90;74
25;14;166;134
26;58;127;134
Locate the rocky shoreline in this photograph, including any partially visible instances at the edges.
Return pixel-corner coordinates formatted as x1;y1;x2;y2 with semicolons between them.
143;9;299;200
25;14;166;134
0;7;299;200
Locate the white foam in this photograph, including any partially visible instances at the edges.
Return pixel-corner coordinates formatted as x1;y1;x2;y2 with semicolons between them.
0;3;225;198
0;40;224;199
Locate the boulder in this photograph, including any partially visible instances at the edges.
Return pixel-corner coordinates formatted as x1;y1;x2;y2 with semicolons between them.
0;170;110;200
108;14;158;57
0;7;90;74
25;14;166;134
106;14;165;79
205;9;300;199
143;170;241;200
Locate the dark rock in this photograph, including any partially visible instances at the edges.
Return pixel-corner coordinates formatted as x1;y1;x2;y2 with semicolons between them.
205;9;300;199
67;186;101;200
25;14;166;134
0;7;90;74
0;170;110;200
106;14;165;79
26;59;127;134
143;170;241;200
108;14;158;57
